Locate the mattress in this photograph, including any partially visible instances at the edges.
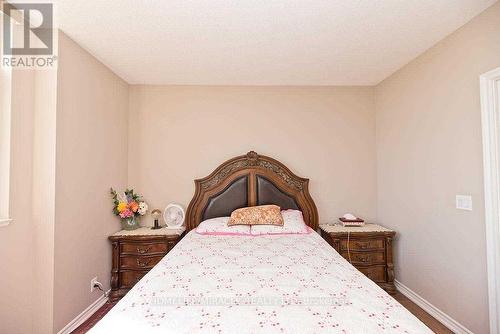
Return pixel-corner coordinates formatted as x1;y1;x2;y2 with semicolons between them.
90;230;432;333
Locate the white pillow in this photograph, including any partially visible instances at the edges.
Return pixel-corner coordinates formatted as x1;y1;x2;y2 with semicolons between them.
250;209;310;235
195;216;251;235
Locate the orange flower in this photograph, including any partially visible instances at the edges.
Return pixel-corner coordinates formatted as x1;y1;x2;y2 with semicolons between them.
129;201;139;213
117;202;128;213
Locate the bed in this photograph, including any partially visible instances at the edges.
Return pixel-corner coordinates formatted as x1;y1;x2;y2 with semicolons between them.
90;151;432;333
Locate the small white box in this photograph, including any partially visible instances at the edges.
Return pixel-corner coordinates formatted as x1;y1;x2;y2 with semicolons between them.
456;195;472;211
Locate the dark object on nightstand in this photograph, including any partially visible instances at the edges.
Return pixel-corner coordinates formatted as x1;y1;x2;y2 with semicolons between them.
108;227;185;302
320;223;396;295
151;209;162;229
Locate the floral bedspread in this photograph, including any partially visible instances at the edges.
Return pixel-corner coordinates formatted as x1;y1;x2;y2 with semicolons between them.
90;231;432;333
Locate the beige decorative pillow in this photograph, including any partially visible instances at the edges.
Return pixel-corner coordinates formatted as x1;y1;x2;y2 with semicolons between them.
227;205;284;226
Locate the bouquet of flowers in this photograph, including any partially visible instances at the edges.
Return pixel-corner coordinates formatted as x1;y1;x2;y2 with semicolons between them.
110;188;148;230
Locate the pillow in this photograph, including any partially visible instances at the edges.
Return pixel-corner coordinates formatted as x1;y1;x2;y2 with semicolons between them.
227;205;284;226
195;217;251;235
250;209;310;235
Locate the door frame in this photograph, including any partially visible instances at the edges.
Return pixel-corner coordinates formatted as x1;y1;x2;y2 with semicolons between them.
480;67;500;334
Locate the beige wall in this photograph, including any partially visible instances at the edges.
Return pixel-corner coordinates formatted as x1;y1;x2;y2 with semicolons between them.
0;67;10;219
128;86;377;226
0;42;58;334
32;67;58;333
53;32;129;332
0;69;36;334
0;18;58;333
0;31;128;333
375;2;500;333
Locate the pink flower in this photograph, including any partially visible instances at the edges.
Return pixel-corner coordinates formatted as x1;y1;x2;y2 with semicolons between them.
119;209;133;218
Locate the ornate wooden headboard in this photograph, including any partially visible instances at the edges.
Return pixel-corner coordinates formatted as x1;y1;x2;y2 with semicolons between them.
186;151;319;231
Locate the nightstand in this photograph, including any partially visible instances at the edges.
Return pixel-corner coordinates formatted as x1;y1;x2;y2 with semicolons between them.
108;226;185;302
320;223;396;294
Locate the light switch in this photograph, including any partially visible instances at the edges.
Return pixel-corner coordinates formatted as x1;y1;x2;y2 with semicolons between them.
456;195;472;211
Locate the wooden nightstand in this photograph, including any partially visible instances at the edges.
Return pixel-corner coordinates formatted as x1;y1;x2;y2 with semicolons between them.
108;226;185;302
320;223;396;294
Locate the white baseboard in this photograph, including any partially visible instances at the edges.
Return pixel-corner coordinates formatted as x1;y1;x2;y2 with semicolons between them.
395;280;473;334
57;291;110;334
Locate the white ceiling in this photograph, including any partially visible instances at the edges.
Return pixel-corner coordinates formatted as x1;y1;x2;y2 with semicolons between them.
50;0;496;85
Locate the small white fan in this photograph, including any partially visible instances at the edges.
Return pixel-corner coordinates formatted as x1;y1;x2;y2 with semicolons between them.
163;203;185;228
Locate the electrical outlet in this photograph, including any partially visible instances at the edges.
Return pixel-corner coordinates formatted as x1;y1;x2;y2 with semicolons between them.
90;277;98;293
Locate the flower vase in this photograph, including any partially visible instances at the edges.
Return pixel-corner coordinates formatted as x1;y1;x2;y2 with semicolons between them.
121;216;140;230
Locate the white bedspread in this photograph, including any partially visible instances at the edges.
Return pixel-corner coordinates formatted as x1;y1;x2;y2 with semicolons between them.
90;231;432;333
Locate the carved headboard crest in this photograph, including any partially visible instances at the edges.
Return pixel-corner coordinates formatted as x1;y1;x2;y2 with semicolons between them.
186;151;319;231
200;151;303;191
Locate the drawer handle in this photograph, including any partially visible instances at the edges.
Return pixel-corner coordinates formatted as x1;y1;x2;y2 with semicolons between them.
136;258;151;267
360;257;369;262
137;246;151;254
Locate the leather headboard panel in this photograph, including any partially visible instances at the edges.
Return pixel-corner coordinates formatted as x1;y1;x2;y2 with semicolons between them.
202;175;248;220
256;175;299;210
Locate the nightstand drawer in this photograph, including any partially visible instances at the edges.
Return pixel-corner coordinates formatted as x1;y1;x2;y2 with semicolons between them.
341;251;385;264
357;265;386;283
120;270;148;288
121;255;164;270
340;238;384;251
320;224;395;295
109;227;185;302
121;242;168;255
